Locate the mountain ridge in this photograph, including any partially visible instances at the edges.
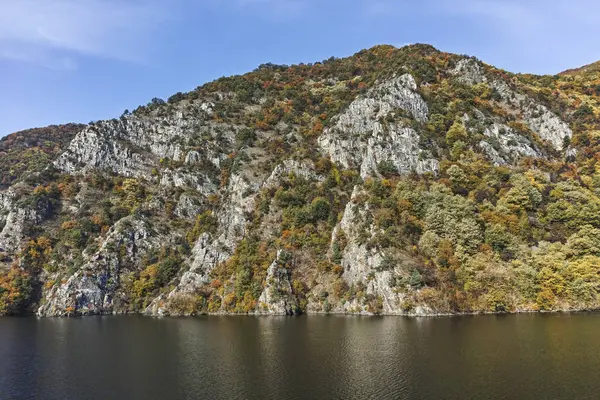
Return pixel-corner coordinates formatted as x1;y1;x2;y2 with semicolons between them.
559;60;600;76
2;43;595;137
1;44;600;317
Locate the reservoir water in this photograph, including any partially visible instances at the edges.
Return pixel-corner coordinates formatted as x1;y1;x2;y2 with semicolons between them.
1;314;600;399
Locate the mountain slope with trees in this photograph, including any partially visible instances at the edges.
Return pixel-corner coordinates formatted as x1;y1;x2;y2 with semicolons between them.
1;44;600;316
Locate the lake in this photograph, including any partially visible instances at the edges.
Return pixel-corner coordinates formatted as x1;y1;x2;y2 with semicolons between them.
1;314;600;399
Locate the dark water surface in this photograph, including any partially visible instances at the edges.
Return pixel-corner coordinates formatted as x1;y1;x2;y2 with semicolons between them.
1;314;600;399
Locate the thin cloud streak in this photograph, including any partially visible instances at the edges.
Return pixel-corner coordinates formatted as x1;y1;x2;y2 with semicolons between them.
0;0;169;69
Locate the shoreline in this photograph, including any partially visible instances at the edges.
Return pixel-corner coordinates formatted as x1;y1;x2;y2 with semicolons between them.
4;308;599;319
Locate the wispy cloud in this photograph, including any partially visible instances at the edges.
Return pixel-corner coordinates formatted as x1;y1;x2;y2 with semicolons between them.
0;0;309;70
0;0;169;69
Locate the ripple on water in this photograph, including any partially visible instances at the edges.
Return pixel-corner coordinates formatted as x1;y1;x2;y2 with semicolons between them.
1;314;600;399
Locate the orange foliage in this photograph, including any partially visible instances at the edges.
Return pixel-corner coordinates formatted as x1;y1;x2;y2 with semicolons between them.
61;220;77;230
90;215;103;225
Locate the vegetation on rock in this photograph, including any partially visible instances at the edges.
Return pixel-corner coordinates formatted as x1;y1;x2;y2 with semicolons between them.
1;44;600;316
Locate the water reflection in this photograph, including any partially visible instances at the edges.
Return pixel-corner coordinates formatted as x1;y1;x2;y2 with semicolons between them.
2;314;600;399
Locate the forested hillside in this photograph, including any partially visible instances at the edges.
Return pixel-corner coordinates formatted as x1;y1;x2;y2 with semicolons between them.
1;44;600;316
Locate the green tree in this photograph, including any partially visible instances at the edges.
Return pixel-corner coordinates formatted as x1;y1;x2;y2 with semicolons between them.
445;121;468;146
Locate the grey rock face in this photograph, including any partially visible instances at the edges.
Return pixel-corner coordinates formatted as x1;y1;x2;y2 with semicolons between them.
479;142;506;166
37;216;162;316
174;193;204;220
479;123;541;165
451;59;572;151
320;125;439;179
151;159;321;313
0;190;48;254
450;58;488;85
175;174;259;294
257;250;297;315
318;74;438;178
54;126;155;179
160;168;217;195
491;80;573;150
178;233;223;291
184;150;201;164
328;186;407;314
54;101;232;181
0;190;16;252
263;159;323;187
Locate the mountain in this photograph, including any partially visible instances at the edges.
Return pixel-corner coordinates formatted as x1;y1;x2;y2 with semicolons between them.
1;44;600;317
0;124;84;189
560;60;600;76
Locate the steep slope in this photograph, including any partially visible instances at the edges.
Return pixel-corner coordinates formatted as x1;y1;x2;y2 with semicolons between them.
2;45;600;317
0;124;84;189
560;60;600;76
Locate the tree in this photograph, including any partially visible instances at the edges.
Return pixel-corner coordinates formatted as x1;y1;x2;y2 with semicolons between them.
149;97;165;107
447;164;468;190
445;120;468;146
422;187;482;253
567;225;600;257
310;197;330;221
564;256;600;306
0;268;33;315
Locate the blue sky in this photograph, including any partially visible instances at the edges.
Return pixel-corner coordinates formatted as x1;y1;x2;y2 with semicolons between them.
1;0;599;137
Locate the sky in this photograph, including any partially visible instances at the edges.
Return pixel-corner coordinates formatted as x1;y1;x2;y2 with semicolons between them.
1;0;600;137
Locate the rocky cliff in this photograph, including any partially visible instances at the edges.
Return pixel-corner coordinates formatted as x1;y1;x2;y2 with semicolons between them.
1;44;600;317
